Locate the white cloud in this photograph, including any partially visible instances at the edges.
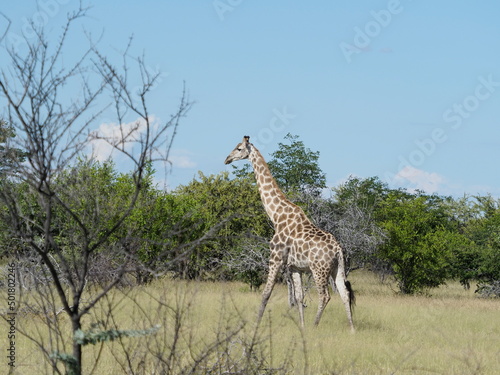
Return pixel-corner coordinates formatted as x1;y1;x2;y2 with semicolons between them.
169;150;196;169
389;167;500;198
393;166;445;194
88;116;158;162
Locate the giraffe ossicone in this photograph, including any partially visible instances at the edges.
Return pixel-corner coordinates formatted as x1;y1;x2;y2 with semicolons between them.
225;136;355;330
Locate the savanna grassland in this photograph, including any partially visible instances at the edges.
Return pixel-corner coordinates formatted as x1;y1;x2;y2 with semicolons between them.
3;271;499;375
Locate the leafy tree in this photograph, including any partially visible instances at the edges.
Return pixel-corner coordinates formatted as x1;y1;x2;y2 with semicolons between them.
268;133;326;194
440;195;500;294
173;171;272;279
463;199;500;295
465;196;500;249
448;241;483;290
123;188;186;283
439;194;483;229
48;159;161;284
333;176;389;212
377;191;458;294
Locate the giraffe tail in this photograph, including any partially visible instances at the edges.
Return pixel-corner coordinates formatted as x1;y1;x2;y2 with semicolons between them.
345;280;356;313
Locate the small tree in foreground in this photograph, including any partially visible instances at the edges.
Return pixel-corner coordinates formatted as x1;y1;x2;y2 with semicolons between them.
0;7;191;374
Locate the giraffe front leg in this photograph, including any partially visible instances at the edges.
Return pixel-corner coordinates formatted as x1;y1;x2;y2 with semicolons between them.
291;271;305;327
257;258;283;325
286;268;297;307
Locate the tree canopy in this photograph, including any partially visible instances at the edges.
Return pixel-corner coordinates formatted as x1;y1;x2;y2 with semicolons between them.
268;133;326;194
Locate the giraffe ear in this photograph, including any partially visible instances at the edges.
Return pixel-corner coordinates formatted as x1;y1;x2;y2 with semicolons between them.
243;136;250;143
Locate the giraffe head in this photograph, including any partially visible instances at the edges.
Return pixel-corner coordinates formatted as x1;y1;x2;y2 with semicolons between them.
224;136;252;164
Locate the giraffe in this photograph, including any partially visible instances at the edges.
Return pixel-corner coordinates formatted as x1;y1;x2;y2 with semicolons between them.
225;136;355;330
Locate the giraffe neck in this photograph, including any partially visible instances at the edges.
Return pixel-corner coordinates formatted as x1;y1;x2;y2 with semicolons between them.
248;144;292;224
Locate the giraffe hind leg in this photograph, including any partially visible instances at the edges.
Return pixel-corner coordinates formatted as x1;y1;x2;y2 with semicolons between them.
313;272;331;326
335;270;355;332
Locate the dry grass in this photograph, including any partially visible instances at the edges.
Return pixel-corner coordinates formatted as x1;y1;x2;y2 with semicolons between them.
3;271;500;374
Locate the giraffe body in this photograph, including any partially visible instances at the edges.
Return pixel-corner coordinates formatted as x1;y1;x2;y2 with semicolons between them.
225;136;354;330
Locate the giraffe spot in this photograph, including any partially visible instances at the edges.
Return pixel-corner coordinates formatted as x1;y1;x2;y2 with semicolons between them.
278;214;288;223
318;258;328;267
272;253;282;262
277;232;286;243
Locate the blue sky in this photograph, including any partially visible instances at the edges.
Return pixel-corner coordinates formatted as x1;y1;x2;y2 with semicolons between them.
2;1;500;197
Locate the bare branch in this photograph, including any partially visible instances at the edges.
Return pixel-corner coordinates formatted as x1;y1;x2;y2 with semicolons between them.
0;5;192;373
